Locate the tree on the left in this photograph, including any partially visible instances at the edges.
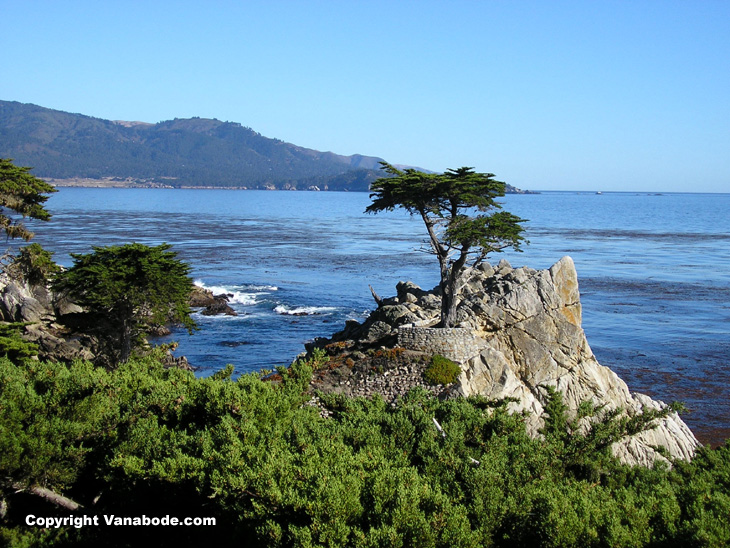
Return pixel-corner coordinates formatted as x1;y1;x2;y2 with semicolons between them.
53;243;197;365
0;158;56;241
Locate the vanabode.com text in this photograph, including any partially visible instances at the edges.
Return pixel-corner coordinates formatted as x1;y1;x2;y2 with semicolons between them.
26;515;216;528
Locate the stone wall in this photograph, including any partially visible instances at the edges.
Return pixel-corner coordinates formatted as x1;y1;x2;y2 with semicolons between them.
397;327;486;363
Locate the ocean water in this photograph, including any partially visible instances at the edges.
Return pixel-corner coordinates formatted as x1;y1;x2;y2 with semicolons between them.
26;188;730;446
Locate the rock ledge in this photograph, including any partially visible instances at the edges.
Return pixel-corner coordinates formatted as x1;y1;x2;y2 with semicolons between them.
308;257;699;467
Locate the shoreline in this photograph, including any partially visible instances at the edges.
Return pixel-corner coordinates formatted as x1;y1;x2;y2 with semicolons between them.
44;178;538;193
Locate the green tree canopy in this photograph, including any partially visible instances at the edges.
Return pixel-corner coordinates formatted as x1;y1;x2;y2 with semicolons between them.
366;163;526;327
0;158;57;241
53;243;196;365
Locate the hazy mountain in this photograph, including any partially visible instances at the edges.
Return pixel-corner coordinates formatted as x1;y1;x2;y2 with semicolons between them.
0;100;387;190
0;100;530;192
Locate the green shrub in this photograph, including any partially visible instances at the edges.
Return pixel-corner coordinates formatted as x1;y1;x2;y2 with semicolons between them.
1;352;729;547
424;354;461;386
0;323;38;361
8;243;60;285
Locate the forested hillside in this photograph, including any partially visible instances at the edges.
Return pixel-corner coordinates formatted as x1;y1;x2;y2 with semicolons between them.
0;101;385;190
0;101;530;193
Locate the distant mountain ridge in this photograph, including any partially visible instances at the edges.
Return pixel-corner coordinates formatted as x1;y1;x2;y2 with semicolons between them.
0;100;529;193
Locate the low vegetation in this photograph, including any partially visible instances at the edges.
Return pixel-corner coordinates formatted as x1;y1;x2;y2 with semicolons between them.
423;354;461;386
6;242;61;285
0;349;728;547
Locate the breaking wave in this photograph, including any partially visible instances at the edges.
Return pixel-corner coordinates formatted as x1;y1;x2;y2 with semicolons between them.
273;305;337;316
194;280;276;306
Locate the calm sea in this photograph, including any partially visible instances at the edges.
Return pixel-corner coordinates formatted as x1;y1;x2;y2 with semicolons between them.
26;189;730;446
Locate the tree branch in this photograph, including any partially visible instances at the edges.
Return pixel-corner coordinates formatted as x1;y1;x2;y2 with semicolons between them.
369;285;383;307
8;481;83;511
420;211;448;266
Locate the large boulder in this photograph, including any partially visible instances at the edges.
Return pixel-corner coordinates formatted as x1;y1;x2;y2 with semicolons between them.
446;257;698;465
0;278;52;323
320;257;699;467
190;285;237;316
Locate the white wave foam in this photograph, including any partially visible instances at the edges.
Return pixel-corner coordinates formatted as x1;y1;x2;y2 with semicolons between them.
191;311;243;321
274;305;337;316
194;280;258;305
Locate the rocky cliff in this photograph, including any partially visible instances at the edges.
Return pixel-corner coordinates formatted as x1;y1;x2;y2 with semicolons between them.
0;273;233;366
311;257;699;466
0;270;96;362
2;254;699;466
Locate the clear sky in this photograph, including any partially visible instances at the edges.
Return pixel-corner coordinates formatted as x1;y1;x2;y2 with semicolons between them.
2;0;729;192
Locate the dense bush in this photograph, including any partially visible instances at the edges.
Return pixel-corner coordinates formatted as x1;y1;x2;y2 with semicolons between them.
423;354;461;386
7;243;61;285
0;323;38;361
0;352;729;547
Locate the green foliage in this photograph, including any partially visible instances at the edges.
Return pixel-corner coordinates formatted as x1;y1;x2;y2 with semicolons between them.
0;158;57;241
366;163;527;327
539;386;685;482
0;323;38;361
52;243;196;365
0;355;730;547
8;243;61;285
366;164;526;256
423;354;461;386
0;352;728;547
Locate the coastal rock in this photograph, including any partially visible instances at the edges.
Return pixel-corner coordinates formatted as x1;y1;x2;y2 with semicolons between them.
189;285;218;307
396;281;425;303
0;278;50;323
0;270;205;365
446;257;698;465
313;257;699;466
200;298;237;316
54;294;84;317
23;323;96;363
190;285;237;316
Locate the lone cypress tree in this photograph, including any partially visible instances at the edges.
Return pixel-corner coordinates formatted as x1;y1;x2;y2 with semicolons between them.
366;163;526;327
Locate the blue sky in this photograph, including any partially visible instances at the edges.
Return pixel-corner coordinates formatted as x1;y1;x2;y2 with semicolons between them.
2;0;729;192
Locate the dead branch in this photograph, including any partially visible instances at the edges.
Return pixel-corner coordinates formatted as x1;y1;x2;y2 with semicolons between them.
8;481;83;511
369;285;383;308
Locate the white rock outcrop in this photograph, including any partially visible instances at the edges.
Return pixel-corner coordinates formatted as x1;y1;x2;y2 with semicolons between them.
340;256;699;466
445;256;698;465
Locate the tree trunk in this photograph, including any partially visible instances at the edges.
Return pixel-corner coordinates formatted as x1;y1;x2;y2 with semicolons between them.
120;322;133;363
119;302;135;363
440;273;460;327
438;258;452;327
418;208;470;328
5;481;82;511
440;249;470;327
369;285;383;308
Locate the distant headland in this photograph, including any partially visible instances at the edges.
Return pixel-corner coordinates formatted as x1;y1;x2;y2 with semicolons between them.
0;100;536;193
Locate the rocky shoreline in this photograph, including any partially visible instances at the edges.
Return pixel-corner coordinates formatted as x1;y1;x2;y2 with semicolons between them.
0;255;699;467
302;257;699;467
0;274;237;365
46;178;538;193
